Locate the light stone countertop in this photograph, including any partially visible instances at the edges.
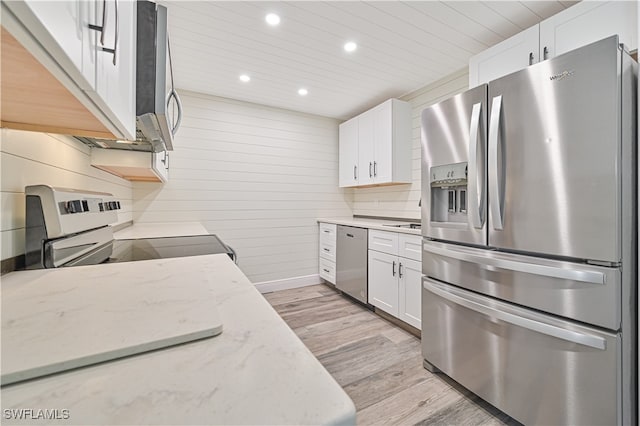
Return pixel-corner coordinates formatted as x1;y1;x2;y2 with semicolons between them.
317;217;422;236
112;222;209;240
0;255;356;425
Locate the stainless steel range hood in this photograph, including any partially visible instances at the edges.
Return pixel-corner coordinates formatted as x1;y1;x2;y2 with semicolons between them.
77;1;181;153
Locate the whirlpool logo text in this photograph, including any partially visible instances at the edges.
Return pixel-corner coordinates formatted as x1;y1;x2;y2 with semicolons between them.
549;70;575;81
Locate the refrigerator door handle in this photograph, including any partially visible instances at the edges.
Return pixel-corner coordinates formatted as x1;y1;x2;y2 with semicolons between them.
423;278;607;350
422;242;605;285
488;95;504;230
467;102;485;229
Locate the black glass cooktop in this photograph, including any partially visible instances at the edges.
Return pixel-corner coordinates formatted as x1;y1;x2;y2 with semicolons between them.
108;235;236;263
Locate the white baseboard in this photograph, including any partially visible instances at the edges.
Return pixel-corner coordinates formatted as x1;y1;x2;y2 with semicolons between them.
254;274;323;294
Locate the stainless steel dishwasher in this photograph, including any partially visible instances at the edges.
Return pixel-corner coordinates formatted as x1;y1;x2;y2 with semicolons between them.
336;225;368;304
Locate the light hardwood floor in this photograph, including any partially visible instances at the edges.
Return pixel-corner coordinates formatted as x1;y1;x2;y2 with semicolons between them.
263;284;521;426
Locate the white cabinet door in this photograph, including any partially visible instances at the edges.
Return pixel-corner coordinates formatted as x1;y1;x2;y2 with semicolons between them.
398;258;421;329
540;1;637;60
92;0;136;140
368;250;398;316
372;100;393;183
338;118;359;187
469;25;539;87
152;151;169;183
9;0;96;90
357;110;375;186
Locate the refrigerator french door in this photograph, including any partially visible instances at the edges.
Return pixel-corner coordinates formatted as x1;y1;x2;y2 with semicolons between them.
421;35;636;426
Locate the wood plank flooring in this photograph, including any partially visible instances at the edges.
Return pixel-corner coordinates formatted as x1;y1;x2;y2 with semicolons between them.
263;284;521;426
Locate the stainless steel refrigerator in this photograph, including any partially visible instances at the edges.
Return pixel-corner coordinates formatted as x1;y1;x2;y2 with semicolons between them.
420;36;636;425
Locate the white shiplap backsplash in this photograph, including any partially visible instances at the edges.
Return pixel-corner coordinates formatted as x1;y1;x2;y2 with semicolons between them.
351;68;469;220
132;91;354;284
0;129;133;261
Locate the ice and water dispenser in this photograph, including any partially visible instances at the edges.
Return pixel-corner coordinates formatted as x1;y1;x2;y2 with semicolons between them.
430;162;468;224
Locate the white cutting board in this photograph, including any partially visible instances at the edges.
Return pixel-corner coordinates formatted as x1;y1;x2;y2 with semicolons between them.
1;259;223;386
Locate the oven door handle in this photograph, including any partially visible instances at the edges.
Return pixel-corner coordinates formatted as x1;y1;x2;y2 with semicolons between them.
218;240;237;264
423;278;607;350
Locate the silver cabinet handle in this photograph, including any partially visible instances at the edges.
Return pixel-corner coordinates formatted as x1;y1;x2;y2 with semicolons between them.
88;0;107;45
422;241;605;285
323;230;330;234
369;162;373;178
373;161;377;177
398;262;403;278
423;278;606;350
392;261;396;276
488;95;504;231
543;46;549;60
323;248;330;252
323;268;330;273
346;233;354;238
528;52;534;65
353;165;357;180
467;102;485;230
94;0;119;65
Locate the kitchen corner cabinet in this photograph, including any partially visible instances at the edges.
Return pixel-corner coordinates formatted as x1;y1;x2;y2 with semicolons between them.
368;230;422;329
1;0;136;140
338;99;412;188
91;149;169;183
469;1;638;87
318;223;337;284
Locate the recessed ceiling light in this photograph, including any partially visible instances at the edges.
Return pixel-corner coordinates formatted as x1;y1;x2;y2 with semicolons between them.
298;88;308;96
239;74;251;83
344;41;357;52
265;13;280;26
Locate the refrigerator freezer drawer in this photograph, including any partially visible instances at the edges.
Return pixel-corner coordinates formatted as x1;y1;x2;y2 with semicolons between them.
422;278;620;426
423;240;621;330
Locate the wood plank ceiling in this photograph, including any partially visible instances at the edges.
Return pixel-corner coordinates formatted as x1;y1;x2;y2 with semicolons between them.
160;1;578;120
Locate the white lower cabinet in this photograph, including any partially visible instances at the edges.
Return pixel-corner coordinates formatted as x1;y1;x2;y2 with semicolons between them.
318;222;337;285
368;250;398;316
368;230;422;329
397;258;421;329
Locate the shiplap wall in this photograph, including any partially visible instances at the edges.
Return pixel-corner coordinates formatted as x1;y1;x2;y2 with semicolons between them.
0;129;133;261
132;91;353;284
351;68;469;219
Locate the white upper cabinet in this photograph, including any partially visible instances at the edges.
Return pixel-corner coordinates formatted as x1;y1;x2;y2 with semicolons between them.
470;1;638;88
540;1;637;60
2;0;136;140
469;25;539;89
339;99;412;188
90;0;137;140
338;117;359;187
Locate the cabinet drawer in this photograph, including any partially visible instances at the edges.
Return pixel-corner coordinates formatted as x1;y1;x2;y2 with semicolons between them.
368;230;398;255
422;278;618;426
319;242;336;262
398;234;422;261
319;223;337;246
319;258;336;284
